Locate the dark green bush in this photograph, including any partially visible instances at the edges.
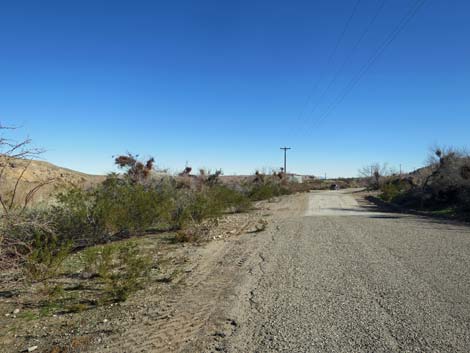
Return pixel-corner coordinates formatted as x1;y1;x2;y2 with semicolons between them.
209;185;252;213
94;176;172;235
248;181;289;201
379;180;410;202
52;176;174;245
52;188;106;246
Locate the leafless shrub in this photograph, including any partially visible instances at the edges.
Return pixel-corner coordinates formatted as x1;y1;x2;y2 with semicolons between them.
358;163;390;190
178;166;192;177
114;153;155;183
0;125;56;269
253;170;265;184
206;169;222;186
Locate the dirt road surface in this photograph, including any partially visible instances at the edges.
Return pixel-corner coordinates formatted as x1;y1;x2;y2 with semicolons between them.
94;189;470;352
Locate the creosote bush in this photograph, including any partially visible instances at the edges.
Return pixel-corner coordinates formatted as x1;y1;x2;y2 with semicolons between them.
50;168;293;248
24;231;72;283
52;188;106;247
247;180;289;201
211;185;252;213
81;241;152;302
379;179;412;202
2;150;300;307
52;175;174;245
168;185;251;232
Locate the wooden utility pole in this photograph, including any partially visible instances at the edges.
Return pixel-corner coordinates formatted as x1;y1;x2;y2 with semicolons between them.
280;147;291;174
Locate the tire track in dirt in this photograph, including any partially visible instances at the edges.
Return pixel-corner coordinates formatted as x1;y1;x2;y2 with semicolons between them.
93;235;262;353
87;195;307;353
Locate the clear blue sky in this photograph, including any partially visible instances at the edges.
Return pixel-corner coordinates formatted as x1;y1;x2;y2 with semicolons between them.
0;0;468;177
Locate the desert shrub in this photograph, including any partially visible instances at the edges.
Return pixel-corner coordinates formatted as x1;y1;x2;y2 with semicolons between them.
0;208;53;270
396;148;470;213
24;230;72;283
81;241;152;302
0;126;56;269
184;189;223;223
94;176;171;235
52;188;106;247
168;188;220;229
379;179;412;202
53;175;175;245
209;185;252;213
248;181;289;201
81;244;113;278
168;189;192;229
114;153;154;184
358;163;390;190
167;184;252;231
426;150;470;208
379;147;470;216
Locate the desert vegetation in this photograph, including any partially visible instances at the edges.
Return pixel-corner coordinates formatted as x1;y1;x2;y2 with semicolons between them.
358;162;391;190
0;127;299;316
362;147;470;220
0;127;307;352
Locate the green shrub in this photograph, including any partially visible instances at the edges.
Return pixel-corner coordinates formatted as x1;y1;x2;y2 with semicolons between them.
81;241;152;303
52;187;106;246
169;189;220;229
94;176;171;235
24;231;72;283
208;185;252;213
379;179;411;202
248;181;289;201
53;176;174;245
168;185;252;230
189;193;216;223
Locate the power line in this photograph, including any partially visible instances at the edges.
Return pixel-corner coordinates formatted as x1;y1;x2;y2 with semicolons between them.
306;0;427;133
295;0;387;137
291;0;362;137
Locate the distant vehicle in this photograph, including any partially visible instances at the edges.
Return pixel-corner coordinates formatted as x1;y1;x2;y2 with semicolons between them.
330;184;340;191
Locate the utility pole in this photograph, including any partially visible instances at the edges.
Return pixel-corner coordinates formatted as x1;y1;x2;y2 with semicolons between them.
280;147;291;175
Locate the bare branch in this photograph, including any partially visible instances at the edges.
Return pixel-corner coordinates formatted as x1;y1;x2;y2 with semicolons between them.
9;160;32;210
21;178;56;214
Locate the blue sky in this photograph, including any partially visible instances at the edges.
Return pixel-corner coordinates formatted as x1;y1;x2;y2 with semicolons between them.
0;0;469;177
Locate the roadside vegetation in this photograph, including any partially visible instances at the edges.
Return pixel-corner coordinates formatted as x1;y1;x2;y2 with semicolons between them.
360;147;470;220
0;126;301;327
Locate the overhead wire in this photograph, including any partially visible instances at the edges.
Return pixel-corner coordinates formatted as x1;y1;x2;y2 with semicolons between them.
294;0;387;138
290;0;362;137
303;0;428;136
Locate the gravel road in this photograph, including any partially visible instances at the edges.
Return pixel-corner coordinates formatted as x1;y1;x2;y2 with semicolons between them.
222;189;470;352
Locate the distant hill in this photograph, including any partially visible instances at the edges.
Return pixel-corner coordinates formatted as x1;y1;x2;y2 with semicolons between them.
0;159;105;205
